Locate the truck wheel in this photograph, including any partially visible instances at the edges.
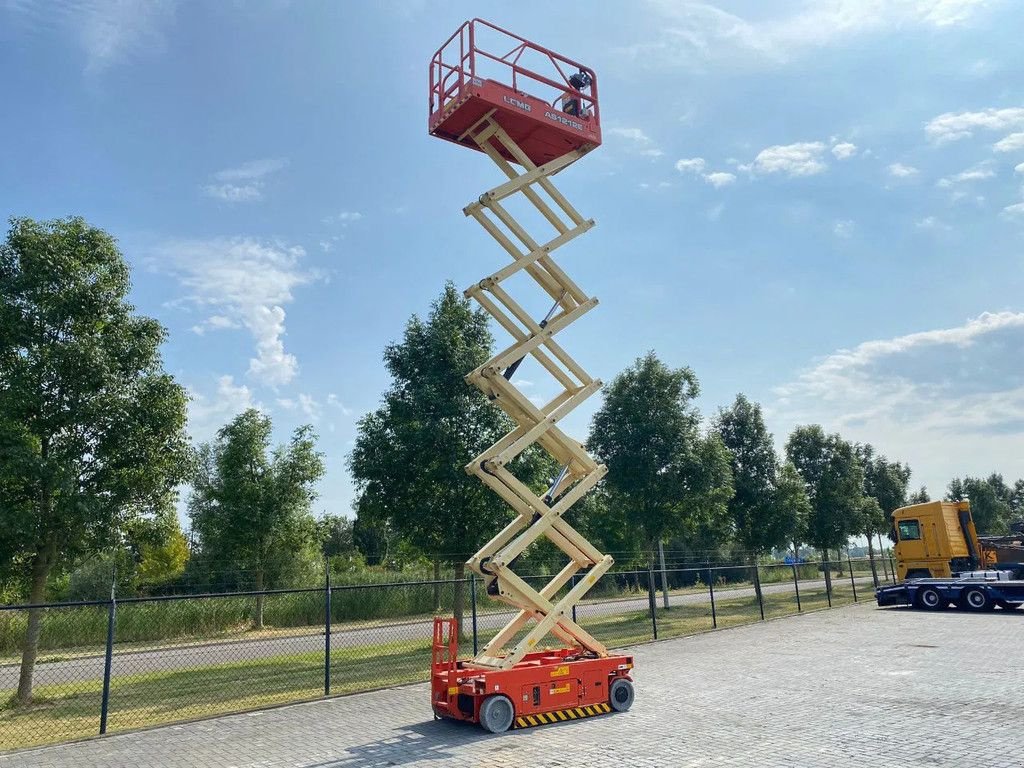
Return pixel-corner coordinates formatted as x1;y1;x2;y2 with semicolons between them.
478;694;514;734
915;587;945;610
960;587;994;612
609;678;634;712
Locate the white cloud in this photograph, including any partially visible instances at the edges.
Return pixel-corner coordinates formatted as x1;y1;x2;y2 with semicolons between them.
916;216;951;231
772;311;1024;493
297;393;321;421
925;107;1024;143
213;158;289;181
833;219;854;238
831;142;857;160
202;183;263;202
1003;202;1024;218
7;0;176;74
747;142;827;177
187;375;260;441
994;132;1024;153
675;157;706;174
703;171;736;188
156;238;321;387
622;1;992;69
609;127;653;144
640;148;665;158
201;158;288;204
191;314;240;335
326;393;353;416
1016;162;1024;175
888;162;919;178
937;165;996;187
324;211;364;226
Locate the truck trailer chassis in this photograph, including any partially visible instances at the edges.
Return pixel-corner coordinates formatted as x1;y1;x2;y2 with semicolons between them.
876;574;1024;611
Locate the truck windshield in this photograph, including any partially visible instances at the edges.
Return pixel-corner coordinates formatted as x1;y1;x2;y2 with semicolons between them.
897;520;921;541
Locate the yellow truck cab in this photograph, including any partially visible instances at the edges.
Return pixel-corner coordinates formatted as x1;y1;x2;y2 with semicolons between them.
891;500;988;580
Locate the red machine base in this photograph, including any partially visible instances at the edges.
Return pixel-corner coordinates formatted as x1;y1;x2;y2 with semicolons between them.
431;619;634;733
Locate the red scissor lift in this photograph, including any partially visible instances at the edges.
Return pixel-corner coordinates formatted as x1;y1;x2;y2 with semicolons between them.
427;20;634;734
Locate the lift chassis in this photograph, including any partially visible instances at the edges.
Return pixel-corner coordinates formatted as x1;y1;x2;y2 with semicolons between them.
427;20;634;733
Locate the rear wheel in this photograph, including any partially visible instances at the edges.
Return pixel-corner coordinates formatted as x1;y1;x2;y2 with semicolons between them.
609;678;634;712
960;587;993;612
478;694;514;734
915;587;945;610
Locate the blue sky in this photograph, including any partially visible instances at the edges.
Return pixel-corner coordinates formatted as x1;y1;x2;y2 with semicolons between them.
3;0;1024;524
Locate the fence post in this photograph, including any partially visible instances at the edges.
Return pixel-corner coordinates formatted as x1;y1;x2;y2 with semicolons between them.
99;567;116;735
753;562;765;621
324;561;331;696
707;561;717;629
791;561;802;613
658;540;670;609
889;552;896;583
647;562;658;641
847;550;858;602
823;554;832;608
470;573;478;657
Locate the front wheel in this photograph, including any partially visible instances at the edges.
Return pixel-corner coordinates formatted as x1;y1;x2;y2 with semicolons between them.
609;678;634;712
960;587;994;612
478;694;514;734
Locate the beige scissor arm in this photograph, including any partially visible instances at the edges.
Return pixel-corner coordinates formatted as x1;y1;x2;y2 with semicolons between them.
459;112;612;671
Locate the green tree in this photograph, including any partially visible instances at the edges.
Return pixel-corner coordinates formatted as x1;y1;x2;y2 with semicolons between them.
0;217;192;705
856;444;911;586
189;409;324;628
136;524;190;587
785;425;864;591
588;353;733;572
907;486;930;505
348;284;548;632
775;462;812;560
857;496;886;587
946;475;1011;534
715;394;801;600
318;514;365;573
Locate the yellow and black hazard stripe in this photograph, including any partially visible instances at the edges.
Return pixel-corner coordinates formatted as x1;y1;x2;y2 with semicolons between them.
514;702;612;728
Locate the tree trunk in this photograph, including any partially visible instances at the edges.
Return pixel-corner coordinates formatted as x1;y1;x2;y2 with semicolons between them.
865;532;880;588
877;533;890;581
16;538;57;705
433;558;441;612
254;568;265;630
452;562;466;638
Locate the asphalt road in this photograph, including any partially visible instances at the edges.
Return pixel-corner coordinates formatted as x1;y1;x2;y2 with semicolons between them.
0;577;873;690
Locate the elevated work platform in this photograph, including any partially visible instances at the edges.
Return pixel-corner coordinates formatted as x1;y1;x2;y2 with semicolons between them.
429;19;601;166
427;20;632;734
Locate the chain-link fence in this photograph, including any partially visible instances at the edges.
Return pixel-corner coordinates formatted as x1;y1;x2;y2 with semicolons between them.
0;554;894;752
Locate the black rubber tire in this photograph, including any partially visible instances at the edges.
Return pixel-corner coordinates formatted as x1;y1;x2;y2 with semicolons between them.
960;587;994;612
609;678;634;712
478;694;514;734
915;587;945;610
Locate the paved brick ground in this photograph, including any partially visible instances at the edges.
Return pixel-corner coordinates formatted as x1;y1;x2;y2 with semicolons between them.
3;604;1022;768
